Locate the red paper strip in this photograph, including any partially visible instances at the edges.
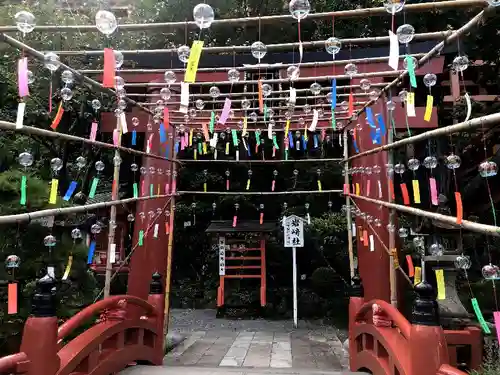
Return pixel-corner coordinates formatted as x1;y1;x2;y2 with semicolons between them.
366;180;371;196
363;230;368;246
8;283;17;315
260;212;264;225
112;180;117;199
163;107;170;129
258;79;264;113
406;255;415;277
271;180;276;192
400;183;410;205
348;92;354;117
202;123;210;141
50;102;64;130
165;222;169;235
141;180;145;196
102;48;116;88
388;179;395;200
455;192;463;224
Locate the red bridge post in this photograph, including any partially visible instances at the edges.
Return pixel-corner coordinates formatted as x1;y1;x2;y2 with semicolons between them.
20;274;60;375
147;272;166;364
348;271;364;371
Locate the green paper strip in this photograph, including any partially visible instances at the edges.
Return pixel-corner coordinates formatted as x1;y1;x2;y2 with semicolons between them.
139;230;144;246
471;298;491;334
89;177;99;199
133;182;138;198
405;55;417;88
255;131;261;145
331;110;336;130
209;111;215;133
263;104;268;121
285;150;288;161
20;175;27;205
150;183;154;197
231;129;238;146
272;135;280;149
198;142;202;154
404;110;412;137
390;114;397;136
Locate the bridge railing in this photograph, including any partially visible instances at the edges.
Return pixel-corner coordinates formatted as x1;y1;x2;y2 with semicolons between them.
348;273;478;375
0;272;165;375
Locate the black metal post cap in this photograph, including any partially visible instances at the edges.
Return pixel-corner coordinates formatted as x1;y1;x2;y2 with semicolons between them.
32;274;57;317
149;272;162;295
412;280;439;326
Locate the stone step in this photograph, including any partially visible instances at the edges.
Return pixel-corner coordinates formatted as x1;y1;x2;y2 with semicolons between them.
120;365;368;375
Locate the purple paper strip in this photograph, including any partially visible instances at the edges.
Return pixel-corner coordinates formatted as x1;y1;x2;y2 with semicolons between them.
218;98;232;125
18;58;29;98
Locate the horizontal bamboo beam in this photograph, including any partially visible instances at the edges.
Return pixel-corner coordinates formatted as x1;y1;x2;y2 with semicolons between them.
125;71;403;87
79;54;426;74
0;33;164;123
348;194;500;237
148;102;366;110
0;195;172;225
0;120;180;163
177;190;341;195
0;0;484;32
349;8;489;127
51;33;446;56
344;112;500;162
176;158;342;163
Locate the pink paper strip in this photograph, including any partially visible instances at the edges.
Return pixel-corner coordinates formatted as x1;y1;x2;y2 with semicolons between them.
218;98;232;125
89;122;98;141
169;211;174;234
494;312;500;344
226;179;230;191
343;184;349;194
232;215;237;227
141;180;145;196
202;124;210;141
112;129;119;146
180;136;186;150
184;132;188;146
172;179;177;194
18;58;29;98
321;129;326;141
165;183;170;194
429;177;438;206
272;180;276;192
147;134;154;153
366;180;371;196
272;147;276;157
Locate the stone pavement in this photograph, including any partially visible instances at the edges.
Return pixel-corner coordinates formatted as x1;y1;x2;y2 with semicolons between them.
121;309;356;374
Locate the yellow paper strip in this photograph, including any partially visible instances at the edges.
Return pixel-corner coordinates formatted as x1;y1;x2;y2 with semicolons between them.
355;183;360;196
391;248;400;269
204;182;207;192
157;184;160;195
225;142;230;155
242;117;248;136
246;179;251;190
424;95;433;122
189;129;193;146
304;123;308;140
412;179;421;204
62;255;73;280
49;178;59;204
184;40;204;83
435;269;446;300
194;149;197;160
203;142;207;154
317;180;322;191
414;266;422;285
285;119;290;135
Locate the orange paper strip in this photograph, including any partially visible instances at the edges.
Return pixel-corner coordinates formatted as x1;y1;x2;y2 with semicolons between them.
348;92;354;117
400;183;410;205
455;192;463;224
8;283;17;315
366;180;371;196
102;48;116;88
389;179;395;200
363;230;368;246
260;212;264;225
258;79;264;113
406;255;415;277
50;102;64;130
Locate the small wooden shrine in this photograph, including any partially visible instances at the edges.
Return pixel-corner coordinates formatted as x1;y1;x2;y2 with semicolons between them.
206;220;276;312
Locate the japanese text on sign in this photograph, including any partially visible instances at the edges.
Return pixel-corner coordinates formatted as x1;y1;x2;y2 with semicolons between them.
283;215;304;248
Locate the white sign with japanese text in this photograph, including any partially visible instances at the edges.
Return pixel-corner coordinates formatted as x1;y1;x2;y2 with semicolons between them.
283;215;304;248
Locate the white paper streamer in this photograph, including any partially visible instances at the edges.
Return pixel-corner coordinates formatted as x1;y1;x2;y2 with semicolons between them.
369;235;375;252
289;87;296;105
388;30;399;70
267;123;273;139
153;224;159;238
464;93;472;122
109;243;116;264
179;82;189;113
352;223;356;237
309;109;319;132
378;180;382;198
16;102;26;129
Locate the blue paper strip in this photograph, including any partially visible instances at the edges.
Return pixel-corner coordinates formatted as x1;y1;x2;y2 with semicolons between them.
288;131;294;149
376;113;387;135
174;142;179;154
159;123;167;143
132;130;137;146
366;107;376;128
165;145;170;157
331;79;337;109
87;241;96;264
374;128;381;144
313;134;319;148
353;139;359;153
63;181;78;201
302;136;307;150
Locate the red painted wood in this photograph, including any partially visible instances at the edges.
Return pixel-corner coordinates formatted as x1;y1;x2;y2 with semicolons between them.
0;352;29;374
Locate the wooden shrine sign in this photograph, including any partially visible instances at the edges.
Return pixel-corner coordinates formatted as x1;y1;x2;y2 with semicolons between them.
283;215;305;248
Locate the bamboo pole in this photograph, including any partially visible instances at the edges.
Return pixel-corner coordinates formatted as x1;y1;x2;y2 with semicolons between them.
51;33;448;56
348;9;489;127
176;158;342;163
1;1;483;33
125;71;403;87
344;112;500;162
343;130;355;282
143;101;367;108
0;33;160;121
79;54;427;75
348;194;500;237
0;120;180;163
177;190;342;195
0;194;172;225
